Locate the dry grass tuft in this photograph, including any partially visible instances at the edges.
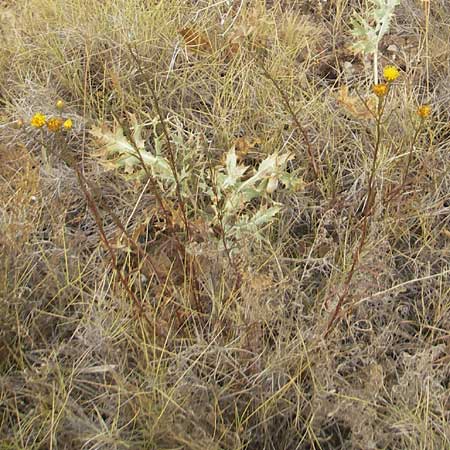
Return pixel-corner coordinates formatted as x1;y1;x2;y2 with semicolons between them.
1;1;450;449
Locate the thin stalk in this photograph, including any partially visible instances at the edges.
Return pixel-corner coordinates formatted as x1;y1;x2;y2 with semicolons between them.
324;92;385;337
257;59;320;180
205;152;241;282
373;49;379;84
383;118;423;204
127;43;191;242
75;165;166;337
125;45;204;312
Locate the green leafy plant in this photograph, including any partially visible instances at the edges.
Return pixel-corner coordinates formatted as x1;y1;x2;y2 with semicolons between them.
210;146;302;247
91;115;303;252
350;0;400;83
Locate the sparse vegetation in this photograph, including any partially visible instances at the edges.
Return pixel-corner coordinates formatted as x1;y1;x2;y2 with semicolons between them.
1;1;450;449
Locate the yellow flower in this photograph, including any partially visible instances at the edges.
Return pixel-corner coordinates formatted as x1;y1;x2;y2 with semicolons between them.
63;118;73;130
383;65;400;82
47;117;63;132
417;105;431;119
56;99;65;111
372;83;388;97
30;112;46;128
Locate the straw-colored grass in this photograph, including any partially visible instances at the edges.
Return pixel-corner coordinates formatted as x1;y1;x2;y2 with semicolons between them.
1;1;449;449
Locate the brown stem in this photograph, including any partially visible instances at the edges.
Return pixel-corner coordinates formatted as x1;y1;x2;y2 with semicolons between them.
257;60;320;180
75;165;166;337
205;152;242;284
126;43;191;242
384;120;423;204
81;174;166;284
324;215;369;338
111;112;172;227
324;94;385;337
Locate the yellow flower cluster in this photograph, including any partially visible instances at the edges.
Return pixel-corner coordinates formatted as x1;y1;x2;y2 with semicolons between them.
368;66;431;125
371;66;400;99
30;100;73;132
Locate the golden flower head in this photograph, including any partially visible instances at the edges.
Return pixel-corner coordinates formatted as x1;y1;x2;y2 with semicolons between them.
30;112;46;128
383;65;400;82
55;99;65;111
372;83;389;97
417;105;431;119
63;118;73;130
47;117;63;132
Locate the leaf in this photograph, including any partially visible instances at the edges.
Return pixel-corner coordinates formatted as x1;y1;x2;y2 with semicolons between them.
179;27;212;54
91;118;174;180
279;173;305;192
223;187;260;215
91;124;138;155
350;0;400;56
234;136;261;159
230;205;281;239
350;17;378;55
221;146;249;189
251;205;281;227
238;152;293;192
335;86;376;120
